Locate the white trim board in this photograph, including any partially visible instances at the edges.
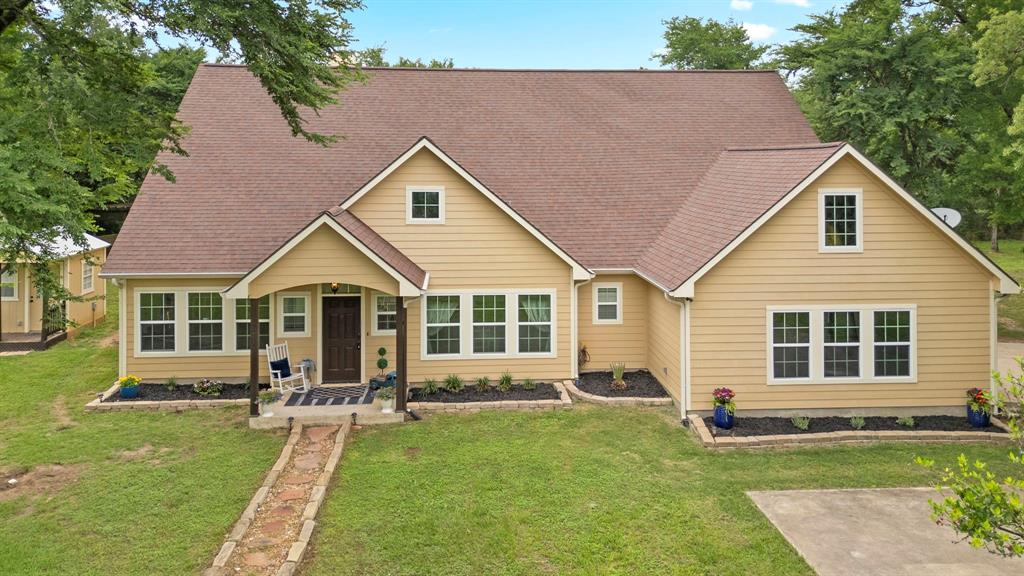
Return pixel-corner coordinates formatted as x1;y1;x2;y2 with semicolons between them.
670;144;1020;298
339;137;593;281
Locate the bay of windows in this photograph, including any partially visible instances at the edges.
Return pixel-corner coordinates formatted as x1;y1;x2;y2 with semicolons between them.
423;291;555;358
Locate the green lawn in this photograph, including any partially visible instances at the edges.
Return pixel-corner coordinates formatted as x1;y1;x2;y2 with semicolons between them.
0;283;285;575
974;239;1024;340
306;408;1015;576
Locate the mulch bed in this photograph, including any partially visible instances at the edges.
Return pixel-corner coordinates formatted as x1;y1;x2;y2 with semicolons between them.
706;415;1008;437
576;369;670;398
409;383;560;403
102;383;256;403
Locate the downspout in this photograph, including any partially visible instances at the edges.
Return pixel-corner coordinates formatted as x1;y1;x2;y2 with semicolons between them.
992;290;1007;414
664;292;690;422
573;277;593;379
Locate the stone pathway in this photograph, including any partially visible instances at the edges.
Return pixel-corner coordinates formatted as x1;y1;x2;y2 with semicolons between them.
205;423;350;576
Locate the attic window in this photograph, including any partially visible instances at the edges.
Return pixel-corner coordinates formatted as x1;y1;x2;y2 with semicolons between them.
407;186;445;224
819;189;863;252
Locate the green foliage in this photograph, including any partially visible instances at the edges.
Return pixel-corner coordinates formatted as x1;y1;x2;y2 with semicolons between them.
791;416;810;431
192;378;223;397
498;371;513;393
522;378;536;391
610;362;627;391
358;47;454;68
443;374;464;394
972;10;1024;168
896;416;915;428
165;376;178;392
656;17;769;70
375;385;396;401
420;378;439;395
376;347;388;374
475;376;490;393
850;416;866;430
258;389;281;405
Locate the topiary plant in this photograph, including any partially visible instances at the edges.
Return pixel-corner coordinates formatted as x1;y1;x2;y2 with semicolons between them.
376;347;388;377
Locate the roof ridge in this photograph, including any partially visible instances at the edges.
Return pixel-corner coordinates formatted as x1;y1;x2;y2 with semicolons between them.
198;63;780;74
725;141;845;152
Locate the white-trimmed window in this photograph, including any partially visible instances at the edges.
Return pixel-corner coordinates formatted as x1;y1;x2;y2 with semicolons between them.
823;311;860;378
819;189;863;252
426;295;460;355
81;259;94;294
187;292;223;351
373;294;397;335
0;264;16;301
406;186;445;224
874;310;911;377
235;295;270;351
472;294;506;354
518;294;552;354
593;282;622;324
771;311;811;380
139;292;176;352
278;294;309;337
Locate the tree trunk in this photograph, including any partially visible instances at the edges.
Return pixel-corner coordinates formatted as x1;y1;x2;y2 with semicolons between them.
991;222;1000;253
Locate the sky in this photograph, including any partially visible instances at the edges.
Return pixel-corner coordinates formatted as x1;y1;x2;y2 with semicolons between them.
345;0;849;69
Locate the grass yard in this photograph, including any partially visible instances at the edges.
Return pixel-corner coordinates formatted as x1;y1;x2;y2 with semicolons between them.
0;283;285;575
306;408;1015;576
975;238;1024;340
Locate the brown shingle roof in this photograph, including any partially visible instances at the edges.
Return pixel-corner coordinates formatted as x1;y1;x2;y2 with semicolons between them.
330;210;427;289
104;65;823;288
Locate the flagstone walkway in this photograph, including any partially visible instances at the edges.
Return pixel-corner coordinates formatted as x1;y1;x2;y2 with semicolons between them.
205;422;350;576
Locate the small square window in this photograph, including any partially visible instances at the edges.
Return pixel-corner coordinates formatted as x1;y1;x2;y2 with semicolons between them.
407;187;444;223
820;189;863;252
279;294;309;336
593;283;622;324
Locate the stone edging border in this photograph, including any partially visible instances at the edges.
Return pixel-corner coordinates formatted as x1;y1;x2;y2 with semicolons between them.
687;414;1014;449
85;381;249;412
562;379;674;407
407;381;573;414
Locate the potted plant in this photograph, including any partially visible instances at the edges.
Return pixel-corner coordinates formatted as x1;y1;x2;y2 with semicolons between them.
376;347;389;377
376;385;396;413
258;390;281;417
118;374;142;399
712;387;736;429
965;387;992;428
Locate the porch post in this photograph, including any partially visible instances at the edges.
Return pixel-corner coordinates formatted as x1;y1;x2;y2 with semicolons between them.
396;296;407;412
40;291;48;342
249;297;259;417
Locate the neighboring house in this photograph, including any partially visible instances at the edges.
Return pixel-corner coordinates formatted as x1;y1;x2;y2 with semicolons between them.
100;65;1019;416
1;233;110;351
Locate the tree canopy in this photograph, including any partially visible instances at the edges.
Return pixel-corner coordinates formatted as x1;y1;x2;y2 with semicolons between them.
656;16;769;70
358;46;454;69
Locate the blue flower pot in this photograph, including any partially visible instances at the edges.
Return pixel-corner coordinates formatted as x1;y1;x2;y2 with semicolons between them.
713;405;734;429
966;406;990;428
120;385;140;399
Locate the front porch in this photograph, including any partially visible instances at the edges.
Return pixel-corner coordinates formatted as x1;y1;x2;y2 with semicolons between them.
250;384;406;429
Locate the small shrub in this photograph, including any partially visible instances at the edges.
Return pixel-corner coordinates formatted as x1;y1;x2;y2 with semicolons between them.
610;362;627;390
498;371;514;393
165;376;178;392
475;376;491;393
421;378;439;395
791;416;811;431
258;389;281;405
443;374;464;394
118;374;141;388
522;378;537;391
896;416;915;428
376;385;396;401
193;378;224;397
849;416;866;430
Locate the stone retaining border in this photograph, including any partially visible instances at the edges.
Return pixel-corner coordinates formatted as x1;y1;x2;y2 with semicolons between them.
408;381;573;414
687;414;1013;449
562;379;674;407
85;381;249;412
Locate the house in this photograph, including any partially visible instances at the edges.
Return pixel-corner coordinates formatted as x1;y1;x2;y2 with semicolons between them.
100;65;1019;417
1;233;110;351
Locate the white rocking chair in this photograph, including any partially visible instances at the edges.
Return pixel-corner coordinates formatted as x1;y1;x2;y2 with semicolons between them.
266;342;310;394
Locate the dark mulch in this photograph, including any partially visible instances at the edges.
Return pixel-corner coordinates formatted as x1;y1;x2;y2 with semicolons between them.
102;383;257;403
576;369;670;398
409;383;560;403
706;415;1007;437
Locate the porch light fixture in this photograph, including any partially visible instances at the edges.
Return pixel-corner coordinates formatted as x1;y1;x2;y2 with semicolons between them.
330;282;340;294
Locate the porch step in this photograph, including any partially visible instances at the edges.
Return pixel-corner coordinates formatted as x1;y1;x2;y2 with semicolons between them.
250;410;405;429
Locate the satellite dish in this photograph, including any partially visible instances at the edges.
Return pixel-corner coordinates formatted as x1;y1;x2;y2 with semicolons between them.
931;207;962;228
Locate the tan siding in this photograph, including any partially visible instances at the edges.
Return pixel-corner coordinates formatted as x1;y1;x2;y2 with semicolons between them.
690;157;994;411
364;289;397;380
65;248;107;333
646;282;681;404
350;149;573;382
577;274;648;371
1;266;28;333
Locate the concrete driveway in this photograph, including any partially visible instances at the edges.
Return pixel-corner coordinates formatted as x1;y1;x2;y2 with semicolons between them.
749;488;1024;576
998;341;1024;375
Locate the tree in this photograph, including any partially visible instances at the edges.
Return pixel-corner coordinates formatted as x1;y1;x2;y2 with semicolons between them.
0;0;363;299
656;17;769;70
357;46;454;68
972;10;1024;167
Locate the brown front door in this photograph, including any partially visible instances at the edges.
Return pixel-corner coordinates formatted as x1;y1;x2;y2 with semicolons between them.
322;297;361;382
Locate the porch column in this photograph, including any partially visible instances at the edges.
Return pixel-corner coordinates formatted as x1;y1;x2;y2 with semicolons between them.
248;297;259;417
40;291;48;342
396;296;407;412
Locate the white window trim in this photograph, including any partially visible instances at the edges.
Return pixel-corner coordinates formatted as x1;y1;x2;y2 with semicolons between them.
766;304;917;385
420;289;557;360
277;292;310;338
471;293;508;356
1;264;17;301
81;259;95;294
186;291;225;352
818;188;864;253
371;292;397;336
405;185;445;224
135;289;179;356
592;282;623;325
234;295;272;353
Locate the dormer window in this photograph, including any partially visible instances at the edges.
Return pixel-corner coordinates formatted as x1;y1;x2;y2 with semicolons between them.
819;188;863;253
407;186;445;224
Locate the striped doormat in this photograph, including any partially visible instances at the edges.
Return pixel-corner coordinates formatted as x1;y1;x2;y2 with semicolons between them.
284;385;375;407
